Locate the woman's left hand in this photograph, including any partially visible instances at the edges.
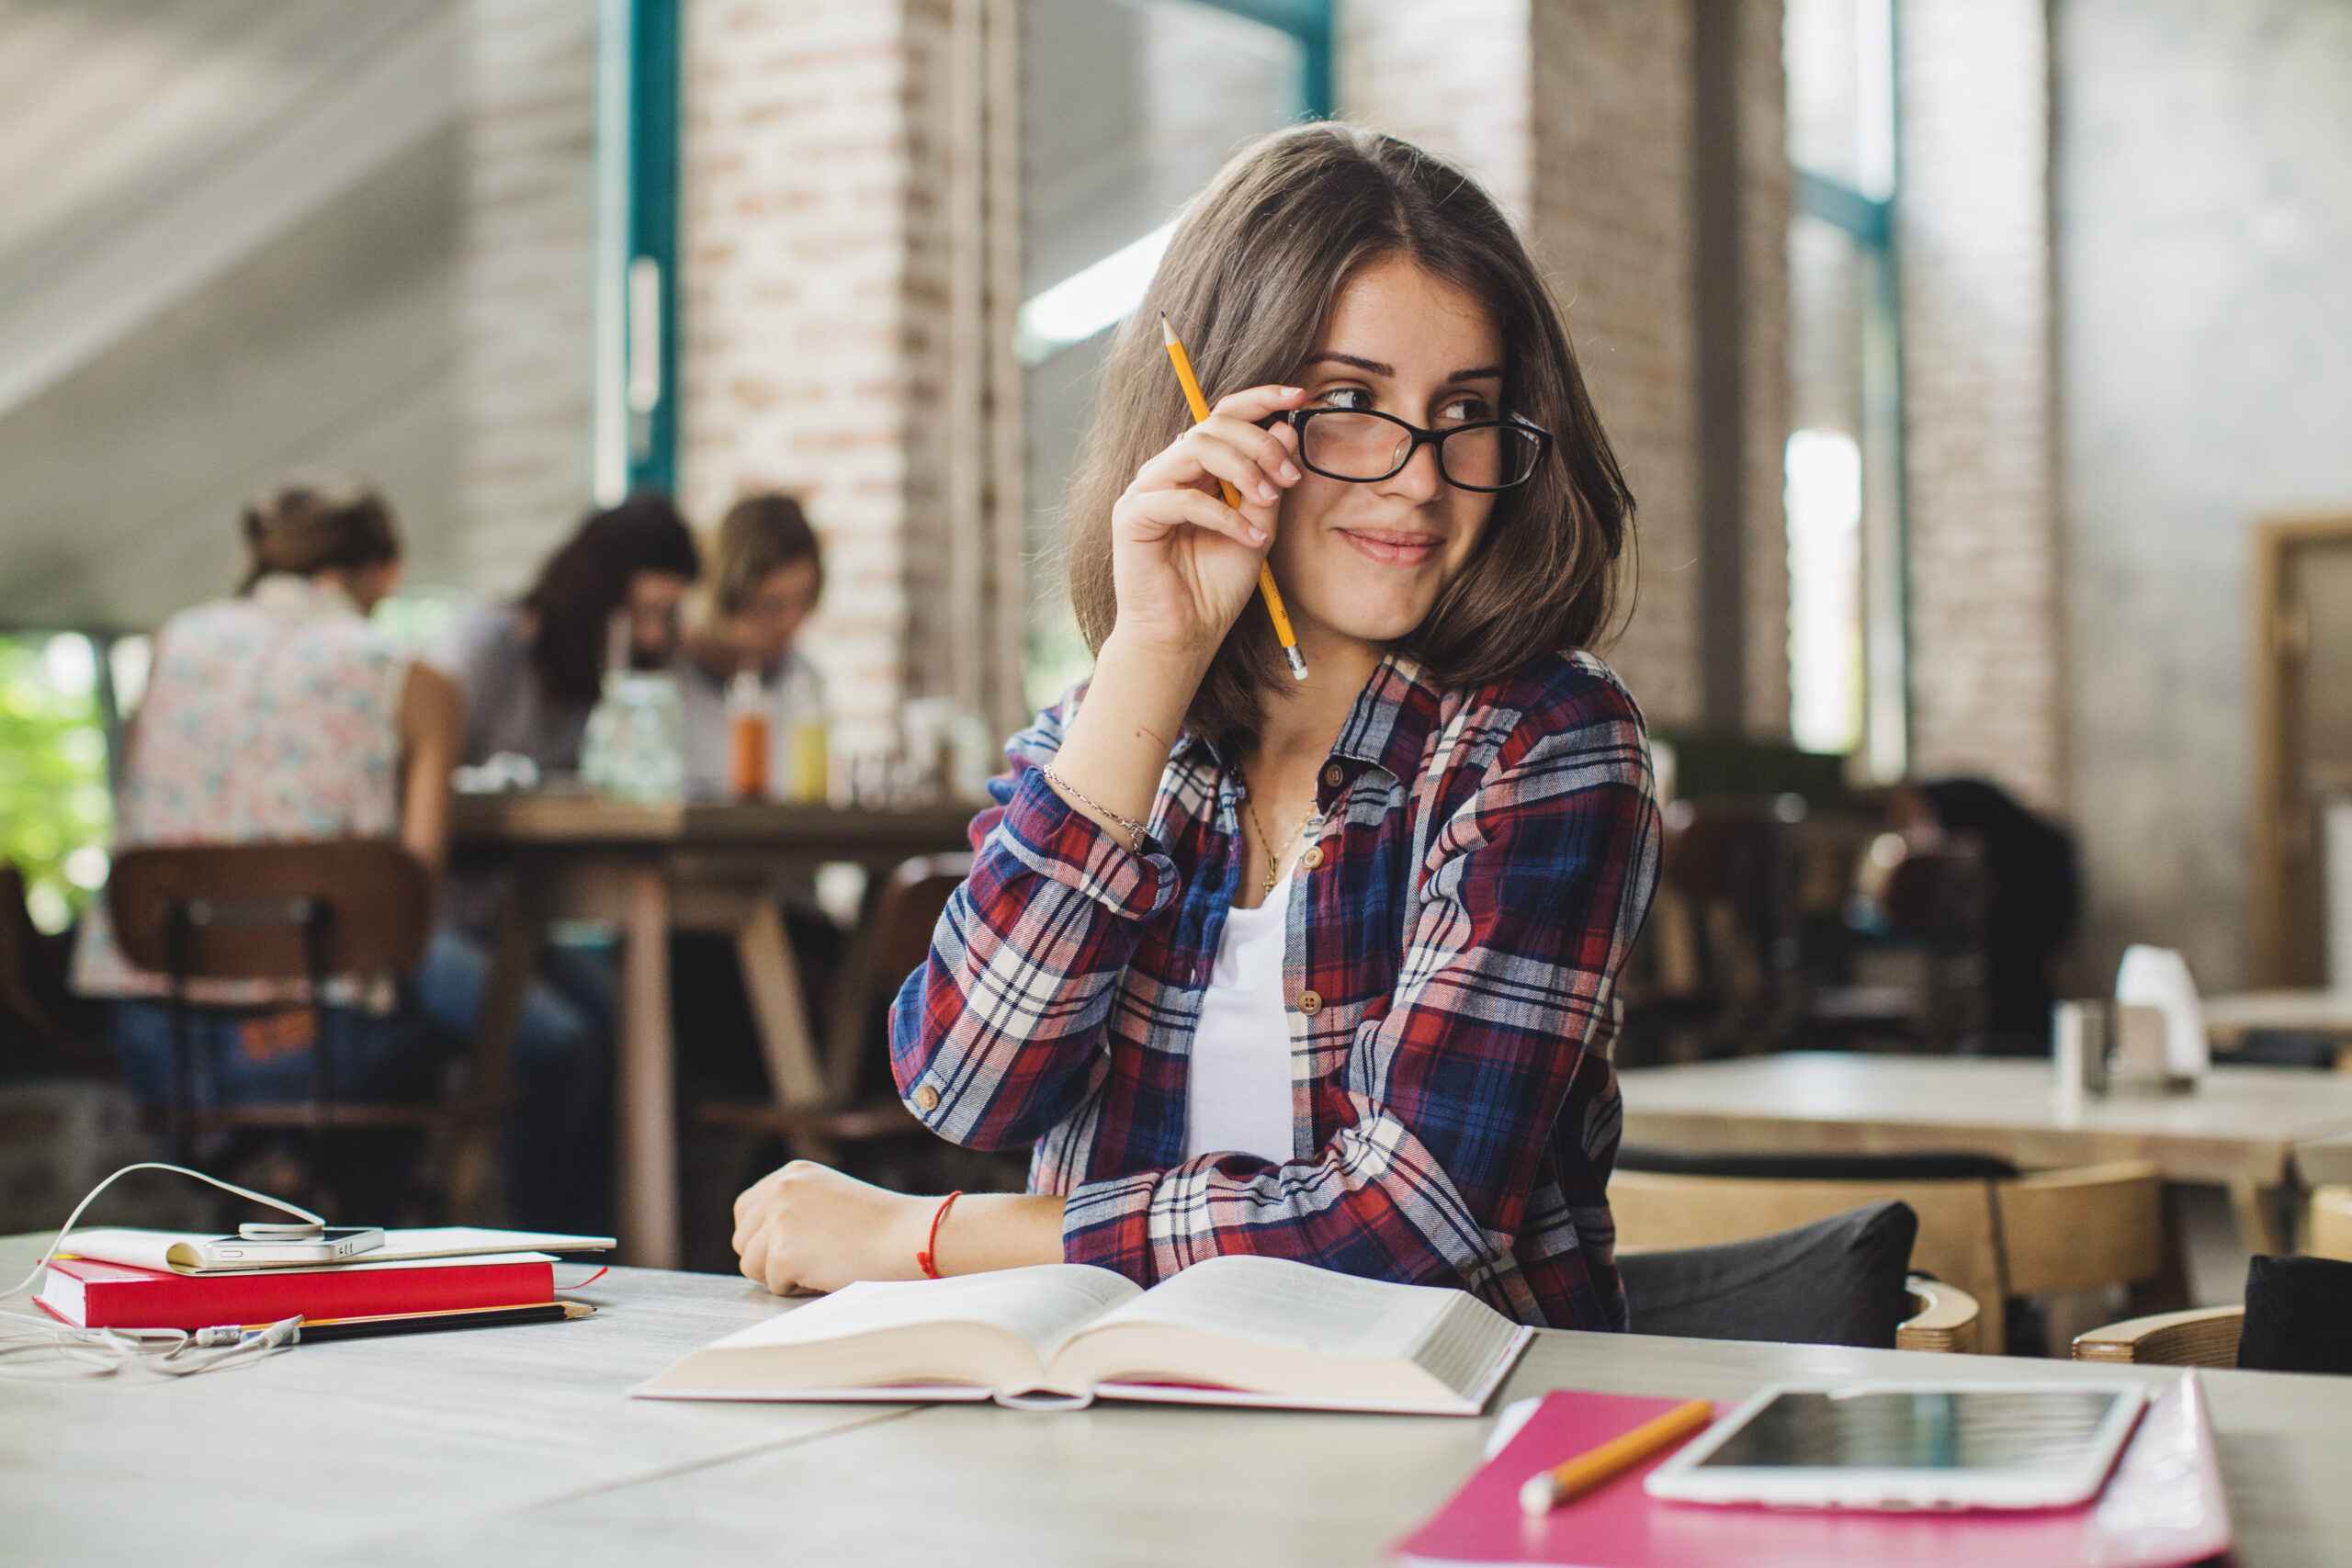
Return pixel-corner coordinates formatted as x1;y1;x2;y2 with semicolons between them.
732;1160;930;1295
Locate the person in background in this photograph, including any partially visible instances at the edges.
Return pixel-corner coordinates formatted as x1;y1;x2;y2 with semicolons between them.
675;493;824;798
670;495;843;1109
432;492;701;774
415;492;699;1233
73;477;463;1200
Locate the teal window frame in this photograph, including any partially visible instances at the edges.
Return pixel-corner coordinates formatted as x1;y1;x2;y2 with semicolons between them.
593;0;683;504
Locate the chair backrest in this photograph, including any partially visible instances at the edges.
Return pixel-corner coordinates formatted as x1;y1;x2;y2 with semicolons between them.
108;841;432;983
1617;1200;1919;1348
2309;1184;2352;1261
868;852;974;995
2073;1304;2243;1367
1610;1149;2165;1352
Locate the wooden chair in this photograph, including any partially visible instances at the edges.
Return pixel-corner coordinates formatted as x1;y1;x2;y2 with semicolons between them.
696;852;972;1163
1898;1276;1984;1353
1610;1149;2165;1352
2072;1305;2243;1367
106;840;448;1212
2309;1185;2352;1260
1621;803;1804;1063
1803;837;1993;1051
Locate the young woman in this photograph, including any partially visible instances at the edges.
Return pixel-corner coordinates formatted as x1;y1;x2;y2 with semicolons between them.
75;476;463;1111
674;492;825;796
732;125;1660;1330
432;492;701;774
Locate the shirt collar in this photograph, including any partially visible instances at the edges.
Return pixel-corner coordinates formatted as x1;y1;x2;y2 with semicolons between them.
1172;649;1445;789
1329;649;1446;785
249;571;365;620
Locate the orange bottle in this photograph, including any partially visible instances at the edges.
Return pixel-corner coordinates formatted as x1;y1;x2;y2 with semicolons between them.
726;665;771;801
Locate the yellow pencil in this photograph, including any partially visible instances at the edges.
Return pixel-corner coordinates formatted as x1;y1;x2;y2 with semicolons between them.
1159;314;1309;682
1517;1398;1714;1515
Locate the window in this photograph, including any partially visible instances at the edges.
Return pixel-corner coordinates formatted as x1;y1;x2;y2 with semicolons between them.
1784;0;1904;779
1017;0;1330;709
0;634;114;933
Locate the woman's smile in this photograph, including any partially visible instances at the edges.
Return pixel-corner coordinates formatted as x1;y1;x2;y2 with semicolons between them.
1334;525;1445;568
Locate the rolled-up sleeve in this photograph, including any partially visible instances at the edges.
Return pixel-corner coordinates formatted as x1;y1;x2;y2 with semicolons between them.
889;698;1183;1151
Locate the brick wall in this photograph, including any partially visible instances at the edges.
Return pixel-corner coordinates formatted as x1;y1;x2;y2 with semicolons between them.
1896;0;2063;807
458;0;596;594
1530;4;1701;726
678;0;918;751
1338;0;1532;226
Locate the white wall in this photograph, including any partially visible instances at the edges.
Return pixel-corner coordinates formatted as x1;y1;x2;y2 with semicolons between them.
2060;0;2352;987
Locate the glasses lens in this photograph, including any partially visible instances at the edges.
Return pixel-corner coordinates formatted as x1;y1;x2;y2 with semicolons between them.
1440;425;1543;491
1300;412;1410;481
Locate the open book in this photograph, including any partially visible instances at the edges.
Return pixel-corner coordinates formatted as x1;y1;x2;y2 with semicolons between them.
635;1255;1532;1416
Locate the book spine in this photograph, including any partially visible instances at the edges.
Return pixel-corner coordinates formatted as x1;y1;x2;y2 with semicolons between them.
76;1261;554;1330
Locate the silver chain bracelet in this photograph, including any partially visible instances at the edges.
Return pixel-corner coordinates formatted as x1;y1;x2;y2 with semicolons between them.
1040;763;1152;854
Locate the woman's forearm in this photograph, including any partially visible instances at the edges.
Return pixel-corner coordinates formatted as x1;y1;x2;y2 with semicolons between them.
931;1192;1068;1276
1044;630;1208;842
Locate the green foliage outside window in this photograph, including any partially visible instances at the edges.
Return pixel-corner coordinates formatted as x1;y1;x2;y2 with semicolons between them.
0;636;113;933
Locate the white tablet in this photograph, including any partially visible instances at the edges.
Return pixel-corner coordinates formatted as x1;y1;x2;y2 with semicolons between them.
1643;1383;2146;1511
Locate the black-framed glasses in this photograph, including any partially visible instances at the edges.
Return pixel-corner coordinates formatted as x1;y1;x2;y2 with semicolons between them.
1271;408;1554;492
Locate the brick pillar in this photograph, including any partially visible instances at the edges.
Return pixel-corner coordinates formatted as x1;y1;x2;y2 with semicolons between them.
1896;0;2062;807
1524;4;1788;738
459;0;597;594
681;0;1021;750
1338;0;1532;227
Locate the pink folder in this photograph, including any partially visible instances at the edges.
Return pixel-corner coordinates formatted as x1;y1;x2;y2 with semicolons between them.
1394;1373;2231;1568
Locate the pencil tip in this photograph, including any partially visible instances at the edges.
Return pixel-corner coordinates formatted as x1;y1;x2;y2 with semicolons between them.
1160;313;1180;345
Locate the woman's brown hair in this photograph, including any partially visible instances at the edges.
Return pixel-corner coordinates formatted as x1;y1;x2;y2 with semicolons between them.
239;473;401;592
711;493;824;617
1064;123;1633;740
522;491;701;706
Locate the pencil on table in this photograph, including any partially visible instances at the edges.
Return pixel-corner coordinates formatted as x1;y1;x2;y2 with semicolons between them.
1159;315;1310;682
1519;1398;1714;1515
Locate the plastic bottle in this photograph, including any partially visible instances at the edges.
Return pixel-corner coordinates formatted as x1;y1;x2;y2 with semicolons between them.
727;662;771;801
783;660;829;804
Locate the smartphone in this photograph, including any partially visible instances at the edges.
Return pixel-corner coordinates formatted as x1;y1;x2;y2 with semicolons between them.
195;1226;387;1268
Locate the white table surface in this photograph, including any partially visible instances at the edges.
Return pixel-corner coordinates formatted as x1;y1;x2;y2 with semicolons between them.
1619;1051;2352;1187
6;1236;2352;1564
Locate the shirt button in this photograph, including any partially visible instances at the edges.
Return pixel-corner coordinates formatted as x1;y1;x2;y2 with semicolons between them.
1322;764;1344;788
1301;845;1324;870
914;1085;941;1112
1297;989;1323;1016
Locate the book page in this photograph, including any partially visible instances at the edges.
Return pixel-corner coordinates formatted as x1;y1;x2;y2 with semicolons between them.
703;1264;1140;1363
1076;1254;1456;1359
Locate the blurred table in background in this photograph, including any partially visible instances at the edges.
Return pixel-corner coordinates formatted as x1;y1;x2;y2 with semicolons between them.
2202;988;2352;1055
1617;1051;2352;1258
450;793;975;1267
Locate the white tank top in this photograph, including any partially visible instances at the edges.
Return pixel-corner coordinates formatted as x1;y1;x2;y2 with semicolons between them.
1183;867;1296;1163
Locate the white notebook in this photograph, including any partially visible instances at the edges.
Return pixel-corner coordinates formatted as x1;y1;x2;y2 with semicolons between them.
60;1226;615;1274
636;1255;1532;1416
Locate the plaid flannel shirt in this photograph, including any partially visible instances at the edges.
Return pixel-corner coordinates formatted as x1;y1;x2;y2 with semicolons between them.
889;649;1660;1329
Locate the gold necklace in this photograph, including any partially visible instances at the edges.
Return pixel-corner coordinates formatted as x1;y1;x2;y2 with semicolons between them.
1241;779;1316;895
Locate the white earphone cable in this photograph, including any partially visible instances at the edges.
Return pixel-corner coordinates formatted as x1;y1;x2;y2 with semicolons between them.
0;1162;324;1381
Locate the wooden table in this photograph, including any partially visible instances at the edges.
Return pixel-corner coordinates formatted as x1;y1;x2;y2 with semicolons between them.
6;1236;2348;1566
1619;1052;2352;1256
448;794;976;1268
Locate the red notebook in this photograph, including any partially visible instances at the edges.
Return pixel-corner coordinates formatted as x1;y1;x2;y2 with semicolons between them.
1394;1374;2231;1568
35;1253;555;1331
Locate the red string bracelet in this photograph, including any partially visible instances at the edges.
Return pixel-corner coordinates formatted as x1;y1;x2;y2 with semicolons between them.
916;1190;963;1280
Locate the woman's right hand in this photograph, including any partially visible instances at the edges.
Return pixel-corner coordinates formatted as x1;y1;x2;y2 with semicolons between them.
1105;383;1306;662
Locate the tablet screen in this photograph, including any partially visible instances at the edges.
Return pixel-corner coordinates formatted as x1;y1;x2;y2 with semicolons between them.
1698;1389;2128;1472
